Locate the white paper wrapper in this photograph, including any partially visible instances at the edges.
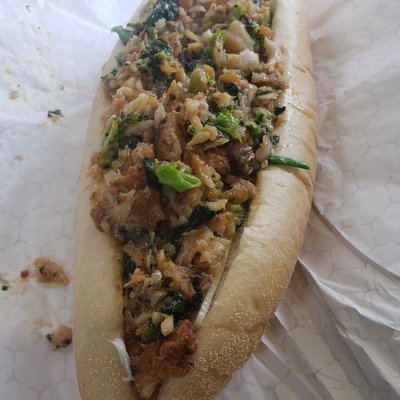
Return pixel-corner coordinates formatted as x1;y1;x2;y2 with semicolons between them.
0;0;399;399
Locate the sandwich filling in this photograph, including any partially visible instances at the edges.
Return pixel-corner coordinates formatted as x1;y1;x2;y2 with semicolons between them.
89;0;308;396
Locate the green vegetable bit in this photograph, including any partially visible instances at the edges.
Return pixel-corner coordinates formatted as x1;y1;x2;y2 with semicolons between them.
146;0;178;27
274;106;286;116
147;160;202;193
161;293;188;317
189;68;209;93
121;252;136;281
254;111;265;124
111;25;132;46
137;38;172;87
227;204;246;226
99;117;120;168
230;4;247;20
246;123;263;137
141;318;163;343
268;155;310;170
47;109;63;118
209;29;226;54
210;110;241;140
170;204;216;246
99;114;146;168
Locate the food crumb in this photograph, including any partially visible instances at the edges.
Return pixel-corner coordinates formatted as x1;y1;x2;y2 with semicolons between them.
47;324;73;349
0;276;11;290
20;269;30;279
33;257;69;286
47;109;63;122
14;154;23;161
9;90;20;100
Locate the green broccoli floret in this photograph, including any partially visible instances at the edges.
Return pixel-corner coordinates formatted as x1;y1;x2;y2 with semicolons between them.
209;110;241;140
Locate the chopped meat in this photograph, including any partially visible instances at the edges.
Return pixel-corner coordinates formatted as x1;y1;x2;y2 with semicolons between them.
109;166;147;195
204;150;230;176
156;250;195;298
228;141;259;177
222;176;257;204
165;32;182;58
135;320;197;387
90;192;117;233
47;324;73;349
129;188;165;231
155;113;183;161
33;257;69;286
251;71;287;90
131;143;155;165
189;153;220;188
109;144;155;195
207;211;236;239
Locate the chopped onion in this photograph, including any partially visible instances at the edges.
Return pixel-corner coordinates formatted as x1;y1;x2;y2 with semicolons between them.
108;338;133;382
161;314;174;337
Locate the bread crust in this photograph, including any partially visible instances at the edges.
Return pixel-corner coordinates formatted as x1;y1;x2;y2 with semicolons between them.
73;0;317;398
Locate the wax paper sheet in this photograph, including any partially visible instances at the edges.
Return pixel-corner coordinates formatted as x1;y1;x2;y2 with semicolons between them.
0;0;399;399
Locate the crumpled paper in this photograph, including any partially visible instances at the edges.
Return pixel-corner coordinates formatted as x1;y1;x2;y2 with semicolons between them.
0;0;399;399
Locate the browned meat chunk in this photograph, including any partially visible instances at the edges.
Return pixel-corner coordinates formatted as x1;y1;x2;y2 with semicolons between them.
228;142;259;177
90;192;116;232
223;176;257;204
155;113;183;161
135;320;197;386
204;150;230;176
110;166;147;195
129;188;165;231
156;250;195;298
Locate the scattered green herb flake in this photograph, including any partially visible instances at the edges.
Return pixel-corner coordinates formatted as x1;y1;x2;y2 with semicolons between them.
246;123;263;137
170;204;216;246
188;126;197;136
146;0;178;27
268;155;310;170
209;29;227;54
141;318;163;343
47;109;63;118
269;133;280;145
223;82;240;98
121;252;136;281
274;106;286;116
254;111;265;124
115;52;126;67
227;203;246;226
161;293;188;317
126;22;145;35
230;4;247;20
1;285;8;291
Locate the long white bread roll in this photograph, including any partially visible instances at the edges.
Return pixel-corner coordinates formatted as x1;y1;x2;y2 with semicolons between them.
73;0;317;398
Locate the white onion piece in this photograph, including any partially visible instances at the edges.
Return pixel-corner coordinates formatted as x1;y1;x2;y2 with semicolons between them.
108;338;133;382
161;314;174;337
193;241;231;329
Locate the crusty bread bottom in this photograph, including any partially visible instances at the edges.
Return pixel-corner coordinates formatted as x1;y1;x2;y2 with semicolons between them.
73;0;317;399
